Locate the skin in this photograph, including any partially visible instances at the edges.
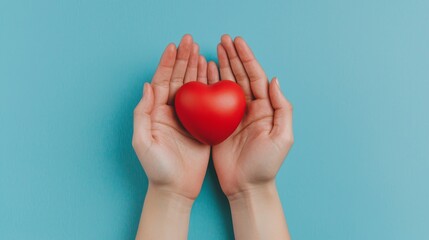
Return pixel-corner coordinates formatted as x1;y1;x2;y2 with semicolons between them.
211;34;294;240
133;34;293;240
132;34;210;240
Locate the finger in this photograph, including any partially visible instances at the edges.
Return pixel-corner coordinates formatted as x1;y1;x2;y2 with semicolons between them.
234;36;269;99
208;61;219;84
197;55;208;84
221;34;253;101
151;43;177;107
217;44;235;82
184;43;200;83
268;78;293;146
168;34;193;105
133;83;154;154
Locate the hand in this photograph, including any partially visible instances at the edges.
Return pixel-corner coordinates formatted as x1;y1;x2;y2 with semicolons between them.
211;35;294;197
132;34;210;200
209;34;293;240
133;34;211;240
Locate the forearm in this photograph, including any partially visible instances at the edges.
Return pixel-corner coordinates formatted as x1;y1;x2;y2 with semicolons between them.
228;181;291;240
136;184;193;240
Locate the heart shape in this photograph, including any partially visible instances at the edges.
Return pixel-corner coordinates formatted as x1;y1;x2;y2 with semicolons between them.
175;80;246;145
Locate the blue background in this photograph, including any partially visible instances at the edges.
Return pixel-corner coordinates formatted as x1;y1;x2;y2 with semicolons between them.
1;0;428;239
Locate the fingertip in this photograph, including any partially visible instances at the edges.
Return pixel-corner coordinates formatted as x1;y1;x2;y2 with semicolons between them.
145;82;153;98
234;36;248;46
273;77;280;88
147;81;154;92
165;43;177;55
168;42;176;48
234;36;255;60
233;36;244;49
208;61;217;72
178;34;193;52
269;77;279;104
217;43;226;54
234;36;243;43
217;44;228;62
161;43;177;64
198;55;207;66
198;55;207;72
221;34;239;59
197;56;208;84
141;82;147;97
270;77;292;110
273;77;285;97
221;34;230;41
208;61;220;84
271;77;281;91
189;43;199;64
182;33;193;42
198;59;207;82
221;34;233;45
137;82;154;113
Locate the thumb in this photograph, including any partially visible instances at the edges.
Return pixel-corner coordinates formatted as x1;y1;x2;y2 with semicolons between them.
132;83;154;152
269;77;294;145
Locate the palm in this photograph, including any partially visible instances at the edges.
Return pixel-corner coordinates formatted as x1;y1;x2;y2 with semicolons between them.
151;105;208;164
213;99;282;195
148;105;209;196
133;35;211;199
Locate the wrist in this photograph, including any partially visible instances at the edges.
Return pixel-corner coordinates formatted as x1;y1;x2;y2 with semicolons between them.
136;184;194;239
227;181;290;240
146;184;194;212
227;181;278;203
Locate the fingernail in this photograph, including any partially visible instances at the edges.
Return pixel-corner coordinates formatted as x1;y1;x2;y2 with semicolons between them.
274;77;280;88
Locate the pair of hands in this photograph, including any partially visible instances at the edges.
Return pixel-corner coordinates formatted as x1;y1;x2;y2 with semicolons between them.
132;34;293;203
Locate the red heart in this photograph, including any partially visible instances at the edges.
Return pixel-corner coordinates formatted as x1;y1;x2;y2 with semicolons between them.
175;80;246;145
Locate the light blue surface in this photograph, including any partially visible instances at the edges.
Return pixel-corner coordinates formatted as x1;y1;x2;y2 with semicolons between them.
1;0;429;239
